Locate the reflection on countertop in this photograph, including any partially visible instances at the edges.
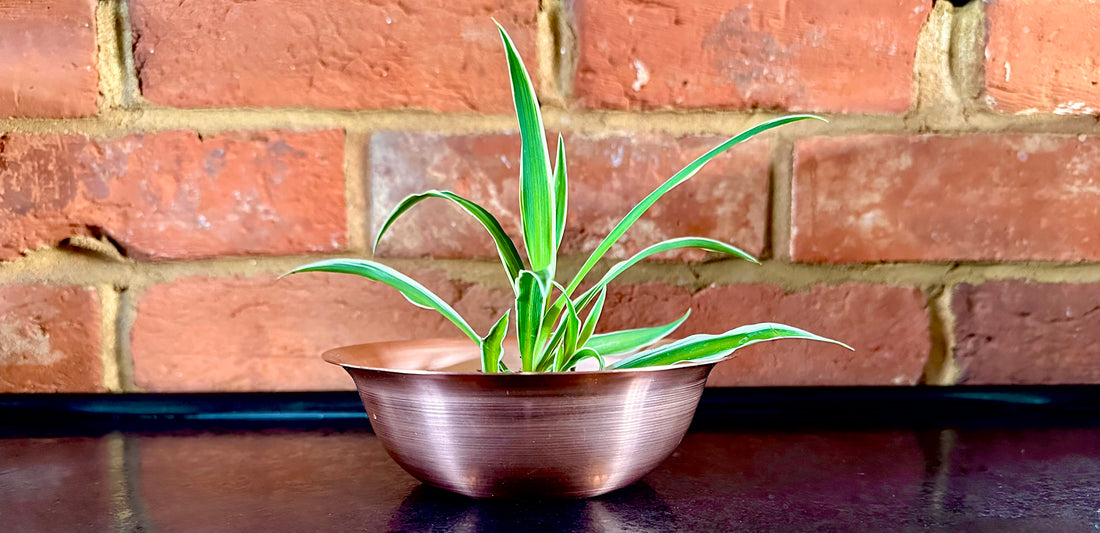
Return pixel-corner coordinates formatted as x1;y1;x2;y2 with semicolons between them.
3;426;1100;532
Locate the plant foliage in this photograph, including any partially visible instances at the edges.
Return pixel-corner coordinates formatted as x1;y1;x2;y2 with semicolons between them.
285;23;851;372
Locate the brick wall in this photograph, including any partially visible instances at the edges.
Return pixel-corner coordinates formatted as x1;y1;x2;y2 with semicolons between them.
1;0;1098;392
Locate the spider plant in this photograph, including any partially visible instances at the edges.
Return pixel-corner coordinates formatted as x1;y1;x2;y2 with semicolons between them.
286;23;851;373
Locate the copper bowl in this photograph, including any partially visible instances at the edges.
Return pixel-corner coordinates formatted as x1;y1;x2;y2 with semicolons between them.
323;339;716;499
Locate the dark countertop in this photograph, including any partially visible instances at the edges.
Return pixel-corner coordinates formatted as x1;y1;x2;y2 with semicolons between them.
3;388;1100;532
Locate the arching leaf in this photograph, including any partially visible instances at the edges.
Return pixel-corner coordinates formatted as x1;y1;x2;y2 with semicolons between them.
610;323;853;369
283;259;478;342
564;115;825;297
374;190;524;286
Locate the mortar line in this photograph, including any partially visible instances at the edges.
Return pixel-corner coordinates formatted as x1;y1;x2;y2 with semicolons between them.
343;130;369;253
97;283;122;392
950;0;988;113
547;0;577;104
113;0;141;107
4;105;1100;138
94;0;126;112
114;286;138;392
535;0;564;106
768;137;795;261
923;285;961;385
909;0;964;129
12;250;1100;290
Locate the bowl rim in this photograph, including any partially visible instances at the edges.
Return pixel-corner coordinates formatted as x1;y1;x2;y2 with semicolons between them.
322;338;718;377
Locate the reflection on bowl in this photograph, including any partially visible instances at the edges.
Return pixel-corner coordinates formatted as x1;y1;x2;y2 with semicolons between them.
326;339;716;498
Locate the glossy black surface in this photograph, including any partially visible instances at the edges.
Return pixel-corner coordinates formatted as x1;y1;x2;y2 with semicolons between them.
3;389;1100;532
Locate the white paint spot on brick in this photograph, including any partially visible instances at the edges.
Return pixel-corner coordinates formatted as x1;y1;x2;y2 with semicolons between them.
857;210;890;234
1016;151;1028;162
0;319;62;366
631;59;650;92
610;145;625;168
1054;102;1099;115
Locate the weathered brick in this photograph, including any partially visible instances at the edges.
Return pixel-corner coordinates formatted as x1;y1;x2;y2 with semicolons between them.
370;132;770;261
0;0;97;118
598;282;930;386
792;135;1100;263
0;284;102;393
0;130;345;261
985;2;1100;115
571;0;928;113
130;0;536;112
130;272;513;392
953;281;1100;384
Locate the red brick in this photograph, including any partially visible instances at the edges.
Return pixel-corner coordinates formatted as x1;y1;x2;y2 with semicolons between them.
130;272;513;392
953;281;1100;384
0;130;345;261
0;284;102;393
369;132;770;261
985;2;1100;114
571;0;928;113
130;0;536;112
0;0;97;118
792;135;1100;263
597;282;930;386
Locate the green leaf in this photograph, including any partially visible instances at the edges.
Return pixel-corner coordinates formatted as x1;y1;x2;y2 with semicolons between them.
564;115;825;297
535;323;568;372
533;281;568;371
556;298;581;371
577;287;607;349
609;322;853;369
561;347;605;372
497;22;554;274
479;311;510;373
373;190;524;287
283;259;478;342
515;270;549;372
573;237;758;312
584;310;691;357
553;134;568;252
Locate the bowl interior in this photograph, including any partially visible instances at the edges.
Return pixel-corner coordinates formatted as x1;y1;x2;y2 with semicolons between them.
323;338;521;373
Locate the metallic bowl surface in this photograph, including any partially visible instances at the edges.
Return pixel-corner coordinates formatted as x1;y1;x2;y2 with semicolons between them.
324;339;715;499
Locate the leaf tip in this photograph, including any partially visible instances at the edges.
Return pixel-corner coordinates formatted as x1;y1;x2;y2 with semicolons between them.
276;267;304;281
492;18;508;39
